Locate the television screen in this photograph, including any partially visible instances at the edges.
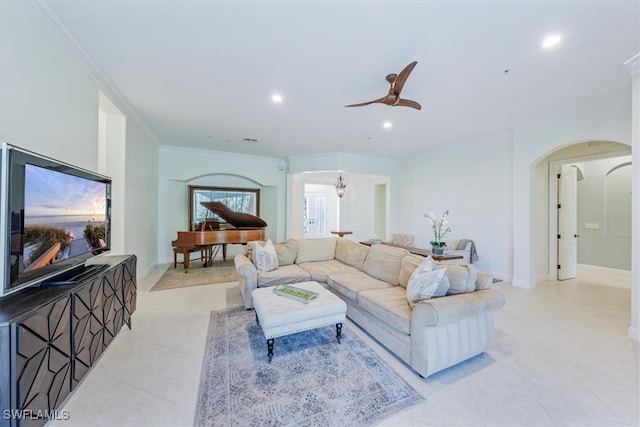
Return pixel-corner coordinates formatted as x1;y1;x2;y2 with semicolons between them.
22;164;108;271
0;144;112;297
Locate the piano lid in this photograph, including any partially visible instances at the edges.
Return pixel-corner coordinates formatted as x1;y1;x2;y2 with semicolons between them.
200;201;267;228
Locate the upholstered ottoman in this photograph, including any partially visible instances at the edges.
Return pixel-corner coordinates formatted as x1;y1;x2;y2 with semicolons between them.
252;281;347;362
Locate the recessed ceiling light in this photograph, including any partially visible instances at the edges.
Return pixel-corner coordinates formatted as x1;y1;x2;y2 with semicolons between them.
542;35;562;48
271;93;283;103
383;121;392;129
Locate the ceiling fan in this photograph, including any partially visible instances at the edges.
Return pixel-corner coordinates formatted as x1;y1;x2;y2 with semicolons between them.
345;61;421;110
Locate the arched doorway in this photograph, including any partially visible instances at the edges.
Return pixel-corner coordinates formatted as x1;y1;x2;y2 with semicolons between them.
544;143;632;282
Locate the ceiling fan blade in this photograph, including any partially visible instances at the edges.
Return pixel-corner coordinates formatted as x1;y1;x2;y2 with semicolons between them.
393;61;417;96
344;97;386;107
395;98;422;110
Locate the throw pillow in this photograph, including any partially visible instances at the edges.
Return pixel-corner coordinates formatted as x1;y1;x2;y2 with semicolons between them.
274;239;298;266
244;240;265;259
397;254;426;288
406;258;450;308
252;239;279;272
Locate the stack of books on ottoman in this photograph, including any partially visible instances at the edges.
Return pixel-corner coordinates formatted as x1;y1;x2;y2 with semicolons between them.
273;284;319;303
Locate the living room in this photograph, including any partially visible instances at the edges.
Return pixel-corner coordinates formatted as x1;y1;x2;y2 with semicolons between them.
1;1;638;426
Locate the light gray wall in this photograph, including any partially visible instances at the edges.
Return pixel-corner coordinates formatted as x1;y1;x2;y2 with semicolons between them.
125;121;159;277
0;1;98;169
1;1;159;279
396;130;514;281
577;156;632;270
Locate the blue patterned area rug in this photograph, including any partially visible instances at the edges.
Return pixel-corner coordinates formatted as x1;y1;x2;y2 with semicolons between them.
194;308;424;426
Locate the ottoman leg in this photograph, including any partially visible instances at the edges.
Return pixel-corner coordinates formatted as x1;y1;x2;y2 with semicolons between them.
267;338;274;363
336;323;343;343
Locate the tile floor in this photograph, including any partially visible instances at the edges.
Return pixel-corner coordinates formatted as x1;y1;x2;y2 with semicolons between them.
50;264;638;427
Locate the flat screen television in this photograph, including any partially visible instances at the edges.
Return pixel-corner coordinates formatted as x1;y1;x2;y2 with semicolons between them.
0;143;112;297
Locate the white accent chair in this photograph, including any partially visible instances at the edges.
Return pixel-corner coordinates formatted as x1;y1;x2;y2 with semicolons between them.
389;233;415;246
445;239;474;264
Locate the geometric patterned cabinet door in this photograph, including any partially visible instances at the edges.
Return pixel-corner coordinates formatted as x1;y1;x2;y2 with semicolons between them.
101;267;124;348
0;255;136;427
71;278;104;388
13;296;72;427
122;256;137;328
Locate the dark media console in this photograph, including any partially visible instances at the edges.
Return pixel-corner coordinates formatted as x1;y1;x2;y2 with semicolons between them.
0;255;136;427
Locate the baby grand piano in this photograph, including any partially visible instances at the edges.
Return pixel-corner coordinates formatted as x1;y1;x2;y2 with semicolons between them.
171;201;267;270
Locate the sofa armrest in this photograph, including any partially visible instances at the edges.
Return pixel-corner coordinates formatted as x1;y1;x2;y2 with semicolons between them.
234;254;258;309
409;289;505;378
475;272;493;290
411;289;505;327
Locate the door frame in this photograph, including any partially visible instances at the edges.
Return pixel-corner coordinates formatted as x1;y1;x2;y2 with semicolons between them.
547;149;631;280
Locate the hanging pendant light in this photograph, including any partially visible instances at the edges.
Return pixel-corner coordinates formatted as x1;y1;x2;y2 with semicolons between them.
335;173;346;198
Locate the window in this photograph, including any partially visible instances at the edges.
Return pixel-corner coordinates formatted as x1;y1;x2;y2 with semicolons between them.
188;186;260;230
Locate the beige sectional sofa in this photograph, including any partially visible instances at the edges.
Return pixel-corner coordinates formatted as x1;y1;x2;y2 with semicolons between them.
234;237;505;378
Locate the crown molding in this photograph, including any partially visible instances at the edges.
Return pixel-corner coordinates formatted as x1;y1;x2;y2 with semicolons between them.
25;0;160;146
625;53;640;76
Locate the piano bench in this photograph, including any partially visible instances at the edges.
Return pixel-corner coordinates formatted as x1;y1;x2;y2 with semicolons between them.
173;246;209;268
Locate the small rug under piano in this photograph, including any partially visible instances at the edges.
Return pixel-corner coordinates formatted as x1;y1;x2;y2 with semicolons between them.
150;260;238;291
194;308;424;427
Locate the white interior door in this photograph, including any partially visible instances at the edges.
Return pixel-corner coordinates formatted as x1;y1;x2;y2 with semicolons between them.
304;188;333;238
558;165;578;280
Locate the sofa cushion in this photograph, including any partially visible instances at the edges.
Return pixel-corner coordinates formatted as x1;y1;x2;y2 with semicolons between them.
406;268;450;308
257;264;310;288
335;238;369;270
327;271;393;304
295;237;337;264
362;244;409;286
358;287;412;335
274;239;298;266
252;239;279;272
297;260;360;283
437;263;478;294
397;254;432;288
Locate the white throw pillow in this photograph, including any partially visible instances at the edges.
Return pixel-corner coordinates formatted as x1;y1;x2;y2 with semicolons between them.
252;239;279;272
406;257;450;308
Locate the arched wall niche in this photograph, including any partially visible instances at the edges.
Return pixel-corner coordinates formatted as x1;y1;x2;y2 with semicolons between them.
604;161;632;237
569;164;585;181
183;172;279;243
187;172;263;187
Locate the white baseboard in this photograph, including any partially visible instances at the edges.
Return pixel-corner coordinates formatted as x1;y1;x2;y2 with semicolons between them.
577;264;631;289
137;263;155;281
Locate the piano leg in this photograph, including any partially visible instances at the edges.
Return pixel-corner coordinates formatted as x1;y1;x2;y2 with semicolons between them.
223;244;227;261
183;249;191;270
205;245;213;266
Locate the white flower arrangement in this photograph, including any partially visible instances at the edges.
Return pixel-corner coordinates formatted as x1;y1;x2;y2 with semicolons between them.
424;210;451;248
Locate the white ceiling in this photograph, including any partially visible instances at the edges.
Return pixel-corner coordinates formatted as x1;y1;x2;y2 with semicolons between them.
46;1;638;159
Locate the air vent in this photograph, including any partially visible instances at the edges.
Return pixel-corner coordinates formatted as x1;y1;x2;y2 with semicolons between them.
242;137;259;143
587;140;612;147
